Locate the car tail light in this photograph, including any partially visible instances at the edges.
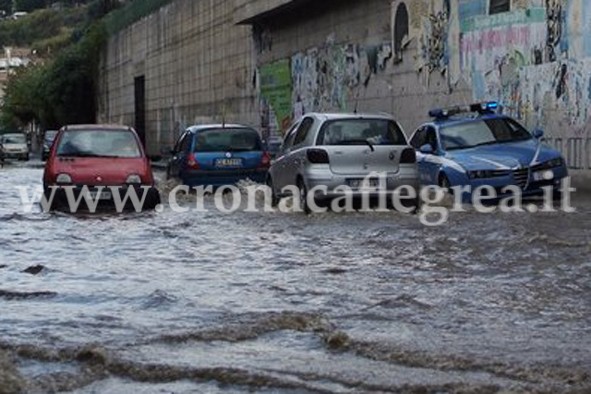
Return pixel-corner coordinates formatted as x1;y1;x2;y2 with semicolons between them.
400;148;416;164
187;153;200;170
307;149;329;164
259;151;271;169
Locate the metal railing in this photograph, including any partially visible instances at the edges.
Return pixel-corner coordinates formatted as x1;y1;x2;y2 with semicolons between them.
542;137;590;170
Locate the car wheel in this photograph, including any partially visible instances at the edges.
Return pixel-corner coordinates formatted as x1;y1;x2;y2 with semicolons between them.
144;188;161;211
439;174;450;189
297;178;311;214
266;176;279;207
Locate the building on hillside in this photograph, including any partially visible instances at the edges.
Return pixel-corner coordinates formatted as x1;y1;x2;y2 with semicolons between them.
0;47;33;103
98;0;591;172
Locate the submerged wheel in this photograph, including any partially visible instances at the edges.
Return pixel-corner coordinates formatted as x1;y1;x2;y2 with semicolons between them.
266;176;279;207
297;178;311;214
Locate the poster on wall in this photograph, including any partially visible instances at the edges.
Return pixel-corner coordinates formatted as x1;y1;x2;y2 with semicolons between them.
259;59;293;138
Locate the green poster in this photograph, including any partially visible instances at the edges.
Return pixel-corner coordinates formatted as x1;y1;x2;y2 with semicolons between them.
260;59;293;131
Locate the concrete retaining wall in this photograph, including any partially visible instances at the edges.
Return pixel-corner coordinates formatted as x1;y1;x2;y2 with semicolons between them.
98;0;591;176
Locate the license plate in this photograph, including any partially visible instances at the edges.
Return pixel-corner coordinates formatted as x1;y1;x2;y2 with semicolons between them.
215;158;243;167
88;190;112;200
348;178;380;188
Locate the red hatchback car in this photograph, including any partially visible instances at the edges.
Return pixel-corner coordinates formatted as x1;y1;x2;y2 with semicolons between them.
43;125;160;212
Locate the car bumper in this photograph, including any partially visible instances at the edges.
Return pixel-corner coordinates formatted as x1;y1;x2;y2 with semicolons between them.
303;166;420;199
181;168;268;187
458;166;568;202
44;184;160;212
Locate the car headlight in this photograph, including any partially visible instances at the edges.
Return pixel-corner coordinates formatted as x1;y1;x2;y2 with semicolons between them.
539;157;564;169
56;173;72;184
126;174;142;184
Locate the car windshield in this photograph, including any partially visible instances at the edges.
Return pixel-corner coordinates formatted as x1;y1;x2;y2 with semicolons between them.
194;128;262;152
317;119;406;146
3;134;26;144
440;118;532;150
56;130;142;158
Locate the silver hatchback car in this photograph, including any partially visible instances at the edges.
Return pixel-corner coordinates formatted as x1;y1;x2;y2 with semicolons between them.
267;113;420;211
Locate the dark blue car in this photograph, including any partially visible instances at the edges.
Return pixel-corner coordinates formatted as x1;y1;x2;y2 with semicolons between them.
409;102;568;202
167;124;271;187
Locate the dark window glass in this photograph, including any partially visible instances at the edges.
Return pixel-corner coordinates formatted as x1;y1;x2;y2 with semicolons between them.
180;134;192;152
193;128;262;152
57;130;141;158
281;122;299;153
293;117;314;146
410;128;426;149
425;127;438;150
490;0;510;14
440;118;532;150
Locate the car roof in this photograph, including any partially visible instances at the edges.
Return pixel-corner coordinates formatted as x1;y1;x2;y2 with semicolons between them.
62;124;134;131
186;124;255;132
304;112;396;121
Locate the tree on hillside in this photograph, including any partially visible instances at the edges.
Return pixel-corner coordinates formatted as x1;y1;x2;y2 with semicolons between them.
14;0;46;13
0;0;12;15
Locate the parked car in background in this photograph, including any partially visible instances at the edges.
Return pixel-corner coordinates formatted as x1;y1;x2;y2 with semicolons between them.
43;125;160;211
166;124;271;187
410;102;568;201
42;130;59;161
267;113;420;212
0;133;29;161
264;136;283;158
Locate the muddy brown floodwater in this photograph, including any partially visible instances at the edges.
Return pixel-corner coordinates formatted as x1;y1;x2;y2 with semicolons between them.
1;162;590;393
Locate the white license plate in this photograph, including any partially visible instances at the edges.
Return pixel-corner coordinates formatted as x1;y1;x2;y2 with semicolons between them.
215;158;243;167
88;190;112;200
348;178;380;188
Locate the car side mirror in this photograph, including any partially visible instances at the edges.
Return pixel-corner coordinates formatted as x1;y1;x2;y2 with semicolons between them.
533;128;544;139
419;144;434;154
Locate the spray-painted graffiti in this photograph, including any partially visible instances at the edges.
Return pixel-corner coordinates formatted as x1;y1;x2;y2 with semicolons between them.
545;0;564;62
388;0;588;167
260;40;391;136
460;8;547;101
417;0;450;77
290;42;387;118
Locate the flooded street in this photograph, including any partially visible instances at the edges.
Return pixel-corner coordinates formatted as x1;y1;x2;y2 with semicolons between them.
1;162;590;393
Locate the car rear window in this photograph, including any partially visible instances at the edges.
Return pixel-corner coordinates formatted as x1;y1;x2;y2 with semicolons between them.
56;130;142;158
194;128;262;152
317;119;406;146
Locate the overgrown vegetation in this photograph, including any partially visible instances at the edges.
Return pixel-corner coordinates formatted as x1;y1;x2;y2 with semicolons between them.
0;0;171;131
103;0;171;34
0;0;118;130
1;23;106;129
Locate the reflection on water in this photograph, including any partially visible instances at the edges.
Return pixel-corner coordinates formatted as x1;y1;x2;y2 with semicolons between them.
0;165;590;392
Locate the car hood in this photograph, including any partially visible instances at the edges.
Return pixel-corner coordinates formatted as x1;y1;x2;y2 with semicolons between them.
446;139;561;171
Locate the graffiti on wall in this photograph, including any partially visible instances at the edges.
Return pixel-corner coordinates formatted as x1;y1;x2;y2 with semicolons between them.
260;39;391;136
460;8;547;101
417;0;450;79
